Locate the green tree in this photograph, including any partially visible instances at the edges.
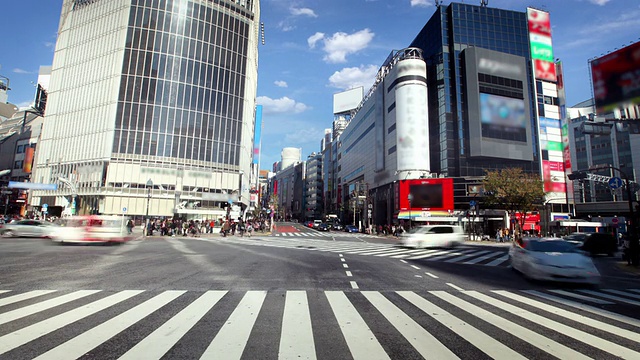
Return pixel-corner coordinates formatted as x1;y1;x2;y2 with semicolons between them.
482;168;546;238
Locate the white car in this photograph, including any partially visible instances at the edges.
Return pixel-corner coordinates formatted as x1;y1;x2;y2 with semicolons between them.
400;224;464;248
51;215;132;244
509;237;600;285
0;219;59;238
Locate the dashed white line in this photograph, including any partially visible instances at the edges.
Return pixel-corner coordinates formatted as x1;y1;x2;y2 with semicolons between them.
340;258;346;262
345;271;353;277
350;281;359;289
343;264;349;269
415;275;423;278
446;283;464;291
425;272;439;279
410;265;420;270
399;259;408;264
338;254;343;257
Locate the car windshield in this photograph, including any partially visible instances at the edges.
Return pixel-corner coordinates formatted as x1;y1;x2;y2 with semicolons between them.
527;240;579;253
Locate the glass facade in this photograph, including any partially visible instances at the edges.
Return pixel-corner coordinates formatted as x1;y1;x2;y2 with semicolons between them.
113;0;253;166
410;3;539;177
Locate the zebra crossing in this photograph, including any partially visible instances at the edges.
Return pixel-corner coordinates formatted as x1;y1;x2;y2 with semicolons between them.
216;236;511;266
1;287;640;359
274;231;380;238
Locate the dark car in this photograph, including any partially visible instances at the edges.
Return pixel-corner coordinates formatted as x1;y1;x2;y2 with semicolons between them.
564;232;617;256
331;223;344;231
344;225;359;233
317;223;330;231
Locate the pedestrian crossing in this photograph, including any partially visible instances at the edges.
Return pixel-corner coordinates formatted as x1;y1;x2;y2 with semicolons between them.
1;288;639;359
274;231;380;238
215;236;511;266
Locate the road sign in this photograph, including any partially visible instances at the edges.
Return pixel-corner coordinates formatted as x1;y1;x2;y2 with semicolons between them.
42;203;48;209
470;200;477;207
612;217;619;224
122;207;127;213
609;177;623;189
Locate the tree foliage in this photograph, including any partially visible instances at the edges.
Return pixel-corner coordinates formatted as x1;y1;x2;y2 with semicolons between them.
482;168;546;234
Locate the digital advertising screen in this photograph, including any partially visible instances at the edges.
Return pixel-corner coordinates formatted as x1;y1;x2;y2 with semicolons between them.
591;40;640;114
480;93;527;142
399;178;453;212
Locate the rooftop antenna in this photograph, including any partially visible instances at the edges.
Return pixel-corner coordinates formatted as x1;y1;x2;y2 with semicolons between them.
435;0;443;6
480;0;488;6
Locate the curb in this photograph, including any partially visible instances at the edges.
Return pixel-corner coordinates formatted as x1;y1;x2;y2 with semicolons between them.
614;261;640;276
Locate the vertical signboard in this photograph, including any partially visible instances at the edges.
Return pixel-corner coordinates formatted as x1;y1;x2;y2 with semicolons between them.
527;8;556;82
253;105;262;165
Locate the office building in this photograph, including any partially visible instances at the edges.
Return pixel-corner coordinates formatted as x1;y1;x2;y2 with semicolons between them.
30;0;261;219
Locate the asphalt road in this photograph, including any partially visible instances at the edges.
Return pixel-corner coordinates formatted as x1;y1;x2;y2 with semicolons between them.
1;225;640;359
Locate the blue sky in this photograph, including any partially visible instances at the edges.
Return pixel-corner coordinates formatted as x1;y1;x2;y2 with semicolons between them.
2;0;640;169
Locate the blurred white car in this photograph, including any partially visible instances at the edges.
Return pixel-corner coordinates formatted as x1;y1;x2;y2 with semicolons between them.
51;215;132;244
400;224;464;248
0;219;59;238
509;237;600;285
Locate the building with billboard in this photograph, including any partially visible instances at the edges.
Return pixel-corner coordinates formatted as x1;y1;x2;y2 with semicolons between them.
591;40;640;115
30;0;261;219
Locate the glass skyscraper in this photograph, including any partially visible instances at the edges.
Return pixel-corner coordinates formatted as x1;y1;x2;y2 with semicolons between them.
32;0;260;219
410;3;539;178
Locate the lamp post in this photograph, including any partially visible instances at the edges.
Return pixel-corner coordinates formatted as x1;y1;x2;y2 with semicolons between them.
58;176;78;215
145;179;153;237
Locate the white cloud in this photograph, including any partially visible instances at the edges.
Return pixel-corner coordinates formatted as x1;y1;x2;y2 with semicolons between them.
257;96;309;114
321;29;375;64
588;0;611;5
284;128;321;143
307;32;325;49
13;68;31;74
274;80;288;87
328;65;378;90
411;0;433;7
290;7;317;17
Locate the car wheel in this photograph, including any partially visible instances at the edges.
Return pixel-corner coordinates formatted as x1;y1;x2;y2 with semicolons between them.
3;230;14;237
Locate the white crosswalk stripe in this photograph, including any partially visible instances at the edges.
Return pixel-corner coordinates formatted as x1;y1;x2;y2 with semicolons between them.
1;288;640;359
207;236;511;266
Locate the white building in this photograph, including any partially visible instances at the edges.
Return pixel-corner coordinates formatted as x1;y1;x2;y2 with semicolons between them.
30;0;261;219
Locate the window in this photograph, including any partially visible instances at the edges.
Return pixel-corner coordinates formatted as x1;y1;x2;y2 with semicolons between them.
16;145;24;154
14;160;23;169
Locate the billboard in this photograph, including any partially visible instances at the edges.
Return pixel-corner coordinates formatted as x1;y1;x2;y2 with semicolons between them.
253;105;262;165
23;147;34;173
590;40;640;114
333;87;364;114
480;93;527;142
527;8;556;82
398;178;454;212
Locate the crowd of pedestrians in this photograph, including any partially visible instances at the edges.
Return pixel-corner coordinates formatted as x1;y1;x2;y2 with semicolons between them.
144;218;269;237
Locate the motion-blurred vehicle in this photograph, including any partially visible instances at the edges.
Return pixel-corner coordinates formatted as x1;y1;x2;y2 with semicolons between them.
331;223;344;231
305;221;314;228
51;215;133;244
509;237;600;285
0;219;59;238
344;225;359;233
400;224;464;248
317;223;330;231
312;220;323;229
563;232;617;257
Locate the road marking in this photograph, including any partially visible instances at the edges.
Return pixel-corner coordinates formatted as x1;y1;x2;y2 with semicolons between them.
548;290;615;305
406;249;451;260
601;289;640;300
374;249;416;257
414;275;423;278
425;272;439;279
363;292;457;359
0;290;101;326
461;251;504;265
200;291;267;359
410;265;420;270
399;291;525;360
38;291;187;360
345;271;353;277
446;283;464;291
341;258;346;262
350;281;359;289
343;264;349;268
577;290;640;306
325;291;389;360
525;290;640;328
443;250;491;263
166;238;197;254
390;249;432;258
431;291;590;360
494;290;640;343
279;291;316;360
484;254;510;266
399;259;407;264
0;290;57;307
339;254;343;257
0;290;143;355
466;290;640;359
426;249;477;262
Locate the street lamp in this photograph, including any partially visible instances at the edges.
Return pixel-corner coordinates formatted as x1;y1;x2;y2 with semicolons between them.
145;179;153;237
59;176;78;215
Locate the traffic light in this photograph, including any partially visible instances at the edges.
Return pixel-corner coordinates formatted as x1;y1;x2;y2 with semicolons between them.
567;171;588;180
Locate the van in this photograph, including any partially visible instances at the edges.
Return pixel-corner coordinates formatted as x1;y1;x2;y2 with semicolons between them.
400;224;464;248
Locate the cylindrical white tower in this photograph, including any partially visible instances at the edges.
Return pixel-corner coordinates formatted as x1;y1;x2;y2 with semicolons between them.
281;147;301;170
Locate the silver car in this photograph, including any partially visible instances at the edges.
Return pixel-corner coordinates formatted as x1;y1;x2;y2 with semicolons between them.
1;220;59;238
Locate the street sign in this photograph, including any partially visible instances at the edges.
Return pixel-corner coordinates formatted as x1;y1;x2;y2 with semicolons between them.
469;200;477;207
609;177;623;189
612;217;619;224
42;203;48;213
122;207;127;213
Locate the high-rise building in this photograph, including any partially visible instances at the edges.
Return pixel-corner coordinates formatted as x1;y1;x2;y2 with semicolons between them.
31;0;261;219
